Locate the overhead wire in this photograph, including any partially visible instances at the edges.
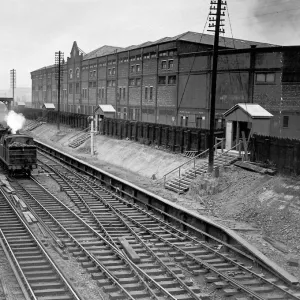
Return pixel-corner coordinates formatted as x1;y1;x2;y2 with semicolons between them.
175;12;210;124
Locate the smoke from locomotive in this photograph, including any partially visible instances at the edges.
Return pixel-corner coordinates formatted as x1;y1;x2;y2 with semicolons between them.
4;111;26;134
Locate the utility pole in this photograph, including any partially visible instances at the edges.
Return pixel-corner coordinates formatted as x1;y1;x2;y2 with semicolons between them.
55;51;64;131
10;69;16;107
207;0;226;172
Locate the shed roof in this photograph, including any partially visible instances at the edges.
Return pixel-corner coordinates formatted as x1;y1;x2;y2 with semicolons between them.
17;102;26;106
223;103;273;119
42;103;55;109
94;104;116;114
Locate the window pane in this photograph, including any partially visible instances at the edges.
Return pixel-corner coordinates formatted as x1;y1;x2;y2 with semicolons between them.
256;73;266;82
266;73;275;82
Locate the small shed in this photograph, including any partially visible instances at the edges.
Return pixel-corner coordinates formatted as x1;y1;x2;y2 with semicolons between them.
94;105;116;118
93;104;116;133
42;103;55;118
17;102;26;107
223;103;273;150
42;103;55;110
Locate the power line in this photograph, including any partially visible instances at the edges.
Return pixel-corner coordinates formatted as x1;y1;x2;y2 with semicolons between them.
234;6;300;21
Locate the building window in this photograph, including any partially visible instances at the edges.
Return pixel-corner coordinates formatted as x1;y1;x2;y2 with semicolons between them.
136;55;141;61
108;60;112;65
69;83;73;94
168;60;174;69
158;76;166;84
161;60;167;69
283;116;289;128
131;65;135;73
69;69;73;79
89;81;93;88
93;81;96;88
130;56;136;62
150;52;157;59
108;69;112;75
256;73;275;83
145;87;148;100
168;75;176;85
149;86;153;100
119;87;122;100
112;68;116;75
119;58;123;64
159;51;167;57
123;87;126;99
112;80;116;87
90;71;93;78
124;58;128;63
136;64;140;72
76;83;80;94
143;53;150;59
129;79;135;86
112;60;116;65
93;70;96;78
107;80;112;87
102;88;105;98
136;78;141;86
76;68;80;78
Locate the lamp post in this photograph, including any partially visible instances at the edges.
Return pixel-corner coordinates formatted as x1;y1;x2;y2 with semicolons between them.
55;51;64;131
10;69;16;107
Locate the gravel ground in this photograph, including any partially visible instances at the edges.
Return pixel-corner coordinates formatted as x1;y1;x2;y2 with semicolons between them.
28;122;300;283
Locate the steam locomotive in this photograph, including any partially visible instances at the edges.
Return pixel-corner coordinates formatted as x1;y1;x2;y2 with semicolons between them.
0;126;37;176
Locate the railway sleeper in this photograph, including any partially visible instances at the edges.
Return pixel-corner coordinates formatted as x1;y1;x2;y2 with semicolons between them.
32;287;68;297
27;275;60;283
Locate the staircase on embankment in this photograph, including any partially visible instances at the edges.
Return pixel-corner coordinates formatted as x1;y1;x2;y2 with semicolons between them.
68;131;91;148
164;141;241;194
23;118;45;131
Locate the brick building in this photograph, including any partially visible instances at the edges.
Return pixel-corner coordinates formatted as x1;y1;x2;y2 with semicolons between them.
31;31;300;138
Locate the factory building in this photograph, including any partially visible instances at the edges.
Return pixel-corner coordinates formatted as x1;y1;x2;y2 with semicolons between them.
31;31;300;138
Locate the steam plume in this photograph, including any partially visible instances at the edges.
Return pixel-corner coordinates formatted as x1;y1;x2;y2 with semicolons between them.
4;111;26;134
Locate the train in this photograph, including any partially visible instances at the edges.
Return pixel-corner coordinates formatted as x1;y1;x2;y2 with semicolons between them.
0;126;37;176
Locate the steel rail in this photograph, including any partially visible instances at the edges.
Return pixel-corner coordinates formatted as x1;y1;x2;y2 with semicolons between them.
54;168;201;300
16;178;177;300
0;188;83;300
37;149;255;261
0;229;34;300
42;157;300;300
46;168;164;300
37;150;300;299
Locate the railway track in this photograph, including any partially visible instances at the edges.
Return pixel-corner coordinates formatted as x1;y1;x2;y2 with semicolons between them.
0;186;82;300
10;176;205;300
35;151;300;300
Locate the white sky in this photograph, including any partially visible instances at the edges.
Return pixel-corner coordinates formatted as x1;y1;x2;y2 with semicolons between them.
1;0;299;90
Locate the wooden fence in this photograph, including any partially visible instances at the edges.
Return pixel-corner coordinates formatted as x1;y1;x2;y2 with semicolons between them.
102;118;224;153
21;108;224;154
250;134;300;175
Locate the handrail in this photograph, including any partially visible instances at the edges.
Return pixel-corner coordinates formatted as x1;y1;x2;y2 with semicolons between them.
164;139;224;178
163;139;243;190
163;138;224;188
199;140;242;171
67;126;90;142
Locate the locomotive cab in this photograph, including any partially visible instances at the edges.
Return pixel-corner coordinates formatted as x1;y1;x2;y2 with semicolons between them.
0;134;37;176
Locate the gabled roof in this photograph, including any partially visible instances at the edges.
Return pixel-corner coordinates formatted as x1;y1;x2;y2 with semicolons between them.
84;45;124;60
223;103;273;119
42;103;55;109
94;104;116;114
83;31;278;60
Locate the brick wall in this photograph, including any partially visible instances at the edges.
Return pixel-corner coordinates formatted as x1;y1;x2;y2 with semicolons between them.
128;87;140;106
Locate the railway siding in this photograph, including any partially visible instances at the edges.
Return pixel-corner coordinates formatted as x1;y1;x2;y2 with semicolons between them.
35;139;299;286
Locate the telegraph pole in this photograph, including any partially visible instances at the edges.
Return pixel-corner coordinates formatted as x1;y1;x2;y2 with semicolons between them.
55;51;64;131
207;0;226;172
10;69;16;107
